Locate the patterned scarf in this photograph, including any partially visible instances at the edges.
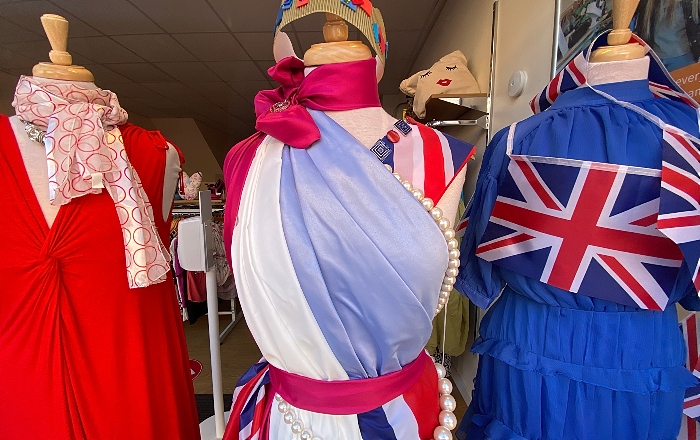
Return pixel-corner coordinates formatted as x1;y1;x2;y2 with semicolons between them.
12;76;169;289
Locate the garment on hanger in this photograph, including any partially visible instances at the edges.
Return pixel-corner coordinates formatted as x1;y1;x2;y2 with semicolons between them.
456;33;700;440
0;109;200;438
222;57;474;439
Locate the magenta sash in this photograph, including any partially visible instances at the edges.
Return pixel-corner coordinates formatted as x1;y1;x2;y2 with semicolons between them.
268;351;432;416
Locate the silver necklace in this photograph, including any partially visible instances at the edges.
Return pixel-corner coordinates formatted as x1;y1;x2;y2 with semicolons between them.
21;120;46;145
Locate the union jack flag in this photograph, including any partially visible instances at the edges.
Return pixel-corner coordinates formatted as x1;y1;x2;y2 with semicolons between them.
476;153;683;310
223;361;271;440
659;129;700;293
372;119;475;203
681;313;700;439
531;34;699;115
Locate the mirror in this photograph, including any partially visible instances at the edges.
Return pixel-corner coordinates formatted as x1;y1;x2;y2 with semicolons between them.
554;0;613;72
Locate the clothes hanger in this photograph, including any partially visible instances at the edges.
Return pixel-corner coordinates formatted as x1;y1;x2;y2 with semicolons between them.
590;0;646;63
32;14;94;82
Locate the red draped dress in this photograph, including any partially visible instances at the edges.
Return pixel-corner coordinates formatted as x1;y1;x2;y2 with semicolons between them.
0;116;200;440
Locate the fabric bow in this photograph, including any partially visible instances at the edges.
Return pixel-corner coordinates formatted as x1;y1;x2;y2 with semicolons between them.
253;56;381;149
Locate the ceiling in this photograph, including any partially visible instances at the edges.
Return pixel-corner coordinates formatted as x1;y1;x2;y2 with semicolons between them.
0;0;445;151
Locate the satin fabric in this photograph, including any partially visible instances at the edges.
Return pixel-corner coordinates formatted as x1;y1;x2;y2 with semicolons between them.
280;110;446;378
268;352;432;415
0;115;200;439
223;57;382;266
226;112;446;439
456;81;700;440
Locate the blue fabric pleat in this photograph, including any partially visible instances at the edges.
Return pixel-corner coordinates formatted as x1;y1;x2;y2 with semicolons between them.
279;110;448;378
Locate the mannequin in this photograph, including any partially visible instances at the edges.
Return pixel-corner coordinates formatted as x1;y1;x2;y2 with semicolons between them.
0;14;201;440
590;0;646;62
285;13;467;223
11;14;180;225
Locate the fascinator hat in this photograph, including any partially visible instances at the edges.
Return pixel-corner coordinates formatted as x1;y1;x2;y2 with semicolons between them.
273;0;388;66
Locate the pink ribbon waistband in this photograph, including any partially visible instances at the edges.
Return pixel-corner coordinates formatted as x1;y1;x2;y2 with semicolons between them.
268;351;432;416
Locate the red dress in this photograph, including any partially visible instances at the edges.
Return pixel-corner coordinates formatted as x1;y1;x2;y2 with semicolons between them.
0;116;200;439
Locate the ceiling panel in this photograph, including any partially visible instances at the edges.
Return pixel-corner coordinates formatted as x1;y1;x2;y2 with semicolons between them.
0;17;42;43
0;46;35;74
380;0;442;31
2;40;51;63
173;33;248;62
0;1;100;37
206;60;266;82
0;0;444;155
108;81;164;98
52;0;162;35
68;36;144;63
133;95;181;109
107;63;174;82
228;80;273;104
128;0;227;33
207;0;280;33
234;32;275;61
155;62;221;83
82;63;132;84
113;34;196;62
142;81;200;97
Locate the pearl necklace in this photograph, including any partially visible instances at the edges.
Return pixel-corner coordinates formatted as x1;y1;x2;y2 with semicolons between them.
274;165;459;440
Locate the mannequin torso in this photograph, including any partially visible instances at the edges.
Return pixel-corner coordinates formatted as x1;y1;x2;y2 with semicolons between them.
9;76;180;227
324;107;467;225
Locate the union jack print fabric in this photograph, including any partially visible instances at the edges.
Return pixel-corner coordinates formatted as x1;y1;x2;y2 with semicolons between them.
224;361;271;440
530;34;699;114
659;129;700;294
476;153;683;310
681;313;700;438
374;120;475;203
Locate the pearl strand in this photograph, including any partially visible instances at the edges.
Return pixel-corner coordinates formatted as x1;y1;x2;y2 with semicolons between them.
389;165;459;318
273;166;459;440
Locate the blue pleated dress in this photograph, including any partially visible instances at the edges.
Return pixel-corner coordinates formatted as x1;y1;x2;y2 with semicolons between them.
456;80;700;440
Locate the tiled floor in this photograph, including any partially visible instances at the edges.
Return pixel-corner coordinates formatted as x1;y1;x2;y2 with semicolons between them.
184;311;468;424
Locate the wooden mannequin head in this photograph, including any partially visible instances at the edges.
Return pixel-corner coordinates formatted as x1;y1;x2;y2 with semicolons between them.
590;0;646;62
303;13;372;66
32;14;94;82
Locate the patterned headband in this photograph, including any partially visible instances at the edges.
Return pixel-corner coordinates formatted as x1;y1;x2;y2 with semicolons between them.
274;0;388;65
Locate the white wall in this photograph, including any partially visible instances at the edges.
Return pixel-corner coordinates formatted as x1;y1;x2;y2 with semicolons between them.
151;117;223;182
411;0;556;403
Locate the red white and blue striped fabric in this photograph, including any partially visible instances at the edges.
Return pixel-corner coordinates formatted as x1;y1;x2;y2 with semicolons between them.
375;119;475;203
681;313;700;439
225;361;271;440
530;34;699;115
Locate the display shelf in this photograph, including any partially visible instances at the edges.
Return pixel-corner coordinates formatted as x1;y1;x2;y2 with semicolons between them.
418;93;490;130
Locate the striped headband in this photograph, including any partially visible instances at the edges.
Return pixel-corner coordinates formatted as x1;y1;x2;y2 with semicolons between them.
274;0;388;65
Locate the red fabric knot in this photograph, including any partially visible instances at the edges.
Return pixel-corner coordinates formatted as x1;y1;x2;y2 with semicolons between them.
253;56;381;149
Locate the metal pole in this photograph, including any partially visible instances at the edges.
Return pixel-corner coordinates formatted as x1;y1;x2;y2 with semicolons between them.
199;191;225;439
206;269;225;438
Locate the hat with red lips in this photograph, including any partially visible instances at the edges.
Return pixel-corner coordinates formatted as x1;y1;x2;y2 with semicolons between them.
400;50;481;118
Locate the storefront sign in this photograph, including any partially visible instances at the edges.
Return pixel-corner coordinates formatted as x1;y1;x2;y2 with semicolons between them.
671;62;700;99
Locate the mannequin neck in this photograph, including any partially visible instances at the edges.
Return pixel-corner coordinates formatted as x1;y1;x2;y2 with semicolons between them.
587;57;649;86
